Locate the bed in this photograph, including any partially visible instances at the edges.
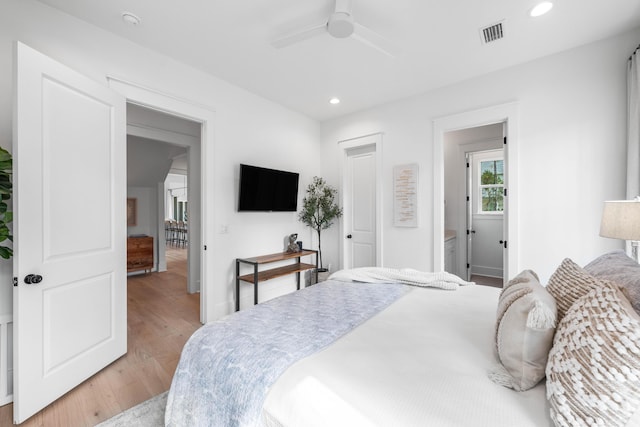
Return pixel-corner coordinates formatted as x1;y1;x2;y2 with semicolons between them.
165;253;640;427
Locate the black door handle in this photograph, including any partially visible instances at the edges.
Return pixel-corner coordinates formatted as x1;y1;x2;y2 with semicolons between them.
346;234;353;239
24;274;43;284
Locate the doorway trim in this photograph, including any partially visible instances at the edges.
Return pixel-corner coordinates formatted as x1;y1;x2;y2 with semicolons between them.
107;76;216;323
433;102;518;281
339;133;384;269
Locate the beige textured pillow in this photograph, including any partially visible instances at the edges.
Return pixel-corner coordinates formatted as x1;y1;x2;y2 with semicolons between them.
546;258;603;322
546;281;640;427
489;270;557;391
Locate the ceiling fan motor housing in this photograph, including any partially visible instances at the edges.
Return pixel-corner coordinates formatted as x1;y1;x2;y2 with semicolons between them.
328;12;355;38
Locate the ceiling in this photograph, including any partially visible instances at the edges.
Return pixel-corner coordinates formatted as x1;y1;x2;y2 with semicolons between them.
37;0;640;121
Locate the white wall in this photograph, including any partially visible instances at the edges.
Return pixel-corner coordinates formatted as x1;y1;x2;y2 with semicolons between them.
320;28;640;283
0;0;322;318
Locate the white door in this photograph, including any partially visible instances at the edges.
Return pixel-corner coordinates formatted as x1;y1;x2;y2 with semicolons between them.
501;123;509;284
344;145;376;268
13;43;126;423
466;153;473;281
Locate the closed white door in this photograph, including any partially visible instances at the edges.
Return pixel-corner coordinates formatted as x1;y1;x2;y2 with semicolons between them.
13;43;126;423
344;145;377;268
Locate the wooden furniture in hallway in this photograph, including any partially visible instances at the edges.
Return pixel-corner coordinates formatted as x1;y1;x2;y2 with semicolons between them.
127;236;154;273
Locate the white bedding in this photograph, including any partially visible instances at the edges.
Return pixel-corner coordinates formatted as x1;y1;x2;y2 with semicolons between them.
262;283;552;427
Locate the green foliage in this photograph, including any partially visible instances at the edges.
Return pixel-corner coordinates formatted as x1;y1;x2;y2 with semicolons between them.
298;176;343;269
0;147;12;259
480;161;503;185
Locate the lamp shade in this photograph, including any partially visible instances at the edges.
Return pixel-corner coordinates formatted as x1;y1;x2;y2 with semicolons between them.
600;200;640;241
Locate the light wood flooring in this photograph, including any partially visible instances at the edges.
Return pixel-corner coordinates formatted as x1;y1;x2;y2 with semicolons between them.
0;246;200;426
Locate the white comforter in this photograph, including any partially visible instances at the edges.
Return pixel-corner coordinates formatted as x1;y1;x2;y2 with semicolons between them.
262;284;552;427
328;267;475;290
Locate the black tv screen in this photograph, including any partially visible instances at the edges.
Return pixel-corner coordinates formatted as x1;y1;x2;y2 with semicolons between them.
238;164;299;212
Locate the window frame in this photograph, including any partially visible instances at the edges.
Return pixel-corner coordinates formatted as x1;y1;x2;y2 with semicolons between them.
473;151;504;216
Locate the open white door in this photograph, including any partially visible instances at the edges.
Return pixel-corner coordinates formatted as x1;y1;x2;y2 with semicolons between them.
13;43;126;423
466;153;473;281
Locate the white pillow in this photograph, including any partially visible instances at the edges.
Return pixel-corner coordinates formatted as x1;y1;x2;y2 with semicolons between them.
489;270;557;391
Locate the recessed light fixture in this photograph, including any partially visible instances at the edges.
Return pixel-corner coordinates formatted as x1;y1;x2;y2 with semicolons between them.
329;97;341;105
122;11;141;26
529;1;553;17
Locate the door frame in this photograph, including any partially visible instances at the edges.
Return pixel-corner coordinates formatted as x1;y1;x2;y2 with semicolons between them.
339;133;383;269
433;102;518;281
107;76;215;323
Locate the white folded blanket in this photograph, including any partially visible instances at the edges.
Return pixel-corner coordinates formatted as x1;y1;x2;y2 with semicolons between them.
328;267;475;290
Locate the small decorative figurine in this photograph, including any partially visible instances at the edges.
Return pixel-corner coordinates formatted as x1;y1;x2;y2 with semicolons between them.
286;233;301;252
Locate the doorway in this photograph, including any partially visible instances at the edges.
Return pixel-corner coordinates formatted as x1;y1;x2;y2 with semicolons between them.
433;102;519;283
466;148;504;285
444;124;505;284
108;76;216;323
126;103;201;299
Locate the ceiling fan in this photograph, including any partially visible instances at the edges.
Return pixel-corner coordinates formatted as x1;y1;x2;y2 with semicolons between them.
271;0;400;57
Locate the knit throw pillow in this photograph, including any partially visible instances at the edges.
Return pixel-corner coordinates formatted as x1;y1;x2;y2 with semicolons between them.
546;258;603;323
489;269;557;391
546;281;640;427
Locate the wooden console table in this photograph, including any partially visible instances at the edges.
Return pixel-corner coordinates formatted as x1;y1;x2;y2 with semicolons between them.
235;249;318;311
127;236;153;273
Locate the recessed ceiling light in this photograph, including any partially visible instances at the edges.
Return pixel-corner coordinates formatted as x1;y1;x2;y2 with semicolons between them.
529;1;553;17
122;12;141;26
329;97;341;105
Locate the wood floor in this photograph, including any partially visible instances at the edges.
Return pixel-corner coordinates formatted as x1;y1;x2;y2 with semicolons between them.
0;246;200;426
471;274;504;288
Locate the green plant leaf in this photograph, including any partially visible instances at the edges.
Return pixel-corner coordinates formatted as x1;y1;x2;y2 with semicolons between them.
298;176;342;269
0;147;12;259
0;246;13;259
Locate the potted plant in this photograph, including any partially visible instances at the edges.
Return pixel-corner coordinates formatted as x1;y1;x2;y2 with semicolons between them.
298;176;343;276
0;147;12;259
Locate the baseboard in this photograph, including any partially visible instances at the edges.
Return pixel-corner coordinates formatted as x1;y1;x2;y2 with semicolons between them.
0;314;13;406
471;266;503;278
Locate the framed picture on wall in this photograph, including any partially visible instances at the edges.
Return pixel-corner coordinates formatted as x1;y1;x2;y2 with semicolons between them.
127;198;137;226
393;163;418;227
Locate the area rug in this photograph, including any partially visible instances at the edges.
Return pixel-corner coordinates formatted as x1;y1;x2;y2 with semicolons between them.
95;391;167;427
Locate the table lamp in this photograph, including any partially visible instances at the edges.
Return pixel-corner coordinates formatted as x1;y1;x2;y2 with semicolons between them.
600;199;640;263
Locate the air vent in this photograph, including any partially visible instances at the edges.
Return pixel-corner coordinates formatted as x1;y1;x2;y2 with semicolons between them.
480;21;504;44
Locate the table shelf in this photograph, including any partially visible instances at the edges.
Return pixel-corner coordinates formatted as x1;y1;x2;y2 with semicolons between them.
235;249;318;311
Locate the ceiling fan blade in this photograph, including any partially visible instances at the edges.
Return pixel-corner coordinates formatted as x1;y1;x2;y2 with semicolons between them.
271;25;327;49
352;23;401;57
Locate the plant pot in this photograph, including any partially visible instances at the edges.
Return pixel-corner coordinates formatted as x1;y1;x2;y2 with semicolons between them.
307;268;332;286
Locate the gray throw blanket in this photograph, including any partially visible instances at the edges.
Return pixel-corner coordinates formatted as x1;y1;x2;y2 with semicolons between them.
165;281;408;427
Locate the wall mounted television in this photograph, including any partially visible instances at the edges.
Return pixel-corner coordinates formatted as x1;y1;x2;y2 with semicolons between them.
238;164;299;212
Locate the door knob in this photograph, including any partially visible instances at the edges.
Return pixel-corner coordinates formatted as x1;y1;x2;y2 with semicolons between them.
346;234;353;239
24;274;43;285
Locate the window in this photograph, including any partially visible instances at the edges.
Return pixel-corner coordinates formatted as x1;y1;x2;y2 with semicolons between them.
479;158;504;213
